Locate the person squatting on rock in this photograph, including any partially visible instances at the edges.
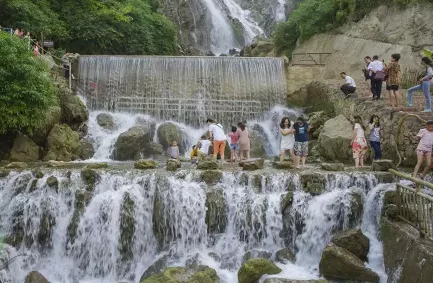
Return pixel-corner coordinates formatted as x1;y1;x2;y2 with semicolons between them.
407;57;433;112
367;55;385;100
197;135;211;159
413;120;433;179
368;115;382;161
279;117;295;162
351;116;368;168
237;122;251;161
384;53;402;107
340;72;357;97
207;118;227;162
167;140;180;160
228;126;240;164
293;116;309;168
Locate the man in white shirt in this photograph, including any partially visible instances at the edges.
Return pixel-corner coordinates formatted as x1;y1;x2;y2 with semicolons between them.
340;72;357;97
206;118;227;161
367;55;384;100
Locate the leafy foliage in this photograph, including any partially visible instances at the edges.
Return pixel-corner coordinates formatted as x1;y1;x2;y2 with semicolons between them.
0;0;178;55
0;32;57;134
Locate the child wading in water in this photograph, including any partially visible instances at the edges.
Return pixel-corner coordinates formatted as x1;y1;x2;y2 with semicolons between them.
368;115;382;160
280;117;295;162
352;116;368;168
413;121;433;179
228;126;240;164
294;117;309;168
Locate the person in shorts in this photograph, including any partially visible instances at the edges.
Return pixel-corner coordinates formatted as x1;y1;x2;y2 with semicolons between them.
413;120;433;179
293;116;309;168
228;126;240;164
207;118;227;163
384;53;401;107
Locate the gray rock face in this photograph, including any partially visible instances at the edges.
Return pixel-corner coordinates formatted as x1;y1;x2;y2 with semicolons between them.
96;113;115;130
43;124;80;162
331;229;370;262
10;133;40;162
318;115;353;163
30;106;61;146
112;126;151;161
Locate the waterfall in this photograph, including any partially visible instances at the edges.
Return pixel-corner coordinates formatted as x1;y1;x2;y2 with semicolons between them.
78;56;287;128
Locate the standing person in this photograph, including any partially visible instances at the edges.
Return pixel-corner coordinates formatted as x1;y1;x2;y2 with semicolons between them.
228;126;240;164
14;28;19;36
293;117;309;168
368;55;385;100
33;41;40;56
407;57;433;112
363;56;373;98
351;116;368;168
369;115;382;161
237;122;251;161
413;121;433;179
207;118;227;162
23;32;31;50
340;72;357;97
279;117;295;162
167;141;180;160
198;135;211;158
384;53;402;107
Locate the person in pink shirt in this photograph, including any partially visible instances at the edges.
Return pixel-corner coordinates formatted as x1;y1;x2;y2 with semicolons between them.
413;120;433;178
228;126;240;164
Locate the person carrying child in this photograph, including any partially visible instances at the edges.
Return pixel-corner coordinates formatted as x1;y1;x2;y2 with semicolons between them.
351;116;368;168
280;117;295;162
293;116;309;168
413;121;433;179
228;126;240;164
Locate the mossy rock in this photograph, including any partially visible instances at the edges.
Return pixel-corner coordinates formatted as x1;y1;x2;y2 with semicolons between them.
5;162;28;169
197;159;221;170
272;162;295;170
140;265;219;283
0;169;10;178
320;163;345;172
67;190;92;245
241;158;265;171
46;176;59;192
331;229;370;262
96;113;115;130
43;124;80;161
85;163;109;169
167;159;181;171
61;93;89;130
80;168;99;191
263;279;328;283
32;169;44;179
243;250;272;263
205;189;227;234
300;173;326;195
280;192;294;213
135;159;158;169
201;170;223;184
37;212;56;249
157;122;184;153
29;179;38;192
24;271;50;283
9;133;40;162
238;258;282;283
349;191;364;227
118;193;135;264
275;248;296;264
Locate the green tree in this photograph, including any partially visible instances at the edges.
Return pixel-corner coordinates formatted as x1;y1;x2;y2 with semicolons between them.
0;32;57;134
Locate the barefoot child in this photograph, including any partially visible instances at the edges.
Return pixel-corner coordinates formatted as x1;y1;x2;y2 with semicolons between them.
280;117;295;162
352;116;368;168
228;126;239;164
413;121;433;178
294;117;309;168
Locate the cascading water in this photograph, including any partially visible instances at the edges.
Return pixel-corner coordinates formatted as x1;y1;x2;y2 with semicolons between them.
0;168;394;283
77;56;287;128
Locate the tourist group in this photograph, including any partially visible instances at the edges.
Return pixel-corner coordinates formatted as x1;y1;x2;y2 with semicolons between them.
340;54;433;112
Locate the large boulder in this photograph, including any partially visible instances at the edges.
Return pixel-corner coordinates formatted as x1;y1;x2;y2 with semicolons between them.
250;130;266;158
140;265;219;283
275;248;296;264
319;244;379;283
61;94;88;130
241;158;265;171
331;229;370;262
157;122;183;153
96;113;115;130
112;126;151;161
43;124;80;161
318;115;353;163
24;271;50;283
74;138;95;160
29;106;61;146
136;117;157;138
308;111;329;139
205;189;227;234
10;133;40;162
238;258;282;283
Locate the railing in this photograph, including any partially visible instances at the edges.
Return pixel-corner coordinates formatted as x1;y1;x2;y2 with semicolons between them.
390;169;433;240
291;52;332;66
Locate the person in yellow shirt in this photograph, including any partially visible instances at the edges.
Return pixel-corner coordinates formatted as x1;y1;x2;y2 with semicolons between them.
190;145;199;165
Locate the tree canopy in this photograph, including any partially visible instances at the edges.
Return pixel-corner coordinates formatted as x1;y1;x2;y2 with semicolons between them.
0;0;178;55
0;32;57;134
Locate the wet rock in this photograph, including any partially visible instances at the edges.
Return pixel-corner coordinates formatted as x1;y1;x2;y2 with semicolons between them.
29;106;61;146
318;115;353;163
61;93;89;130
263;279;328;283
372;159;396;171
205;189;227;234
201;170;223;184
166;159;181;171
197;159;221;170
308;111;329;137
24;271;50;283
320;163;345;172
331;229;370;262
43;124;80;161
77;122;88;139
251;174;264;193
319;244;379;283
5;162;28;169
139;256;169;281
46;176;59;192
383;191;396;206
29;179;38;192
80;168;99;191
141;265;219;283
157;122;183;153
349;191;364;227
250;130;266;157
10;133;40;162
275;248;296;264
67;190;92;245
112;126;151;161
118;193;135;265
0;169;10;177
148;142;164;156
96;113;115;130
243;250;272;262
242;158;264;171
134;159;158;169
238;258;282;283
85;163;109;169
33;169;44;179
38;212;56;249
385;204;397;219
280;192;294;213
300;173;326;195
272;161;294;169
74;138;95;160
135;118;157;138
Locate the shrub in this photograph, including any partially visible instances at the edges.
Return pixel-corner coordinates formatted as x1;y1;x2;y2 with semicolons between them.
0;32;57;134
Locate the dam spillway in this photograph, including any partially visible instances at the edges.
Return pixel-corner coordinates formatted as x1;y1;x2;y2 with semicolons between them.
77;56;287;127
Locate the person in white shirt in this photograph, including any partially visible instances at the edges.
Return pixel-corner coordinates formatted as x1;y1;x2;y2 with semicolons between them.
367;55;385;100
340;72;357;97
197;135;211;157
206;118;227;161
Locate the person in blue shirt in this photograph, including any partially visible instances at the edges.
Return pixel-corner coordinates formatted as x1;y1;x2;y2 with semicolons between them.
294;116;309;168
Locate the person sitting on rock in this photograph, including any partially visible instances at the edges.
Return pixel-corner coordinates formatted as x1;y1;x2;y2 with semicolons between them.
413;120;433;179
340;72;357;97
190;145;199;165
198;135;211;159
167;140;180;160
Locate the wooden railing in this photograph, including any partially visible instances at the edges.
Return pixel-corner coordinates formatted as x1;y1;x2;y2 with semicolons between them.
390;169;433;240
291;52;332;66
